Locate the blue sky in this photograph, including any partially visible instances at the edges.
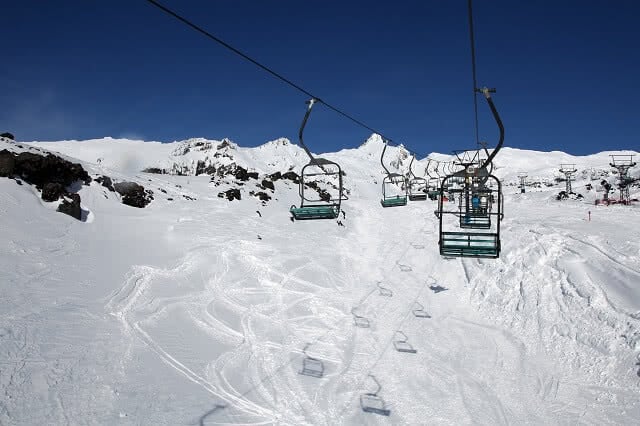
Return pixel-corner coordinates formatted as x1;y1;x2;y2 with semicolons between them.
2;0;638;156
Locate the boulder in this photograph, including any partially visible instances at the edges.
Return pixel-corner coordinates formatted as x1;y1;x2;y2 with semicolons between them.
114;181;153;208
57;194;81;220
218;188;241;201
0;132;14;140
261;179;275;191
0;149;15;177
42;182;65;202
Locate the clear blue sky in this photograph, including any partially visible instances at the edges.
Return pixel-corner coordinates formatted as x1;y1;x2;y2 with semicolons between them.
2;0;638;155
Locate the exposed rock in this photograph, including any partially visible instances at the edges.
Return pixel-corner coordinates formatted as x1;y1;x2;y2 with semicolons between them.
250;191;271;202
261;179;275;191
142;167;166;174
57;193;81;220
0;149;15;177
269;171;282;181
13;151;91;188
114;181;153;208
195;160;216;176
95;175;115;192
0;132;15;140
218;188;241;201
42;182;65;202
282;171;300;184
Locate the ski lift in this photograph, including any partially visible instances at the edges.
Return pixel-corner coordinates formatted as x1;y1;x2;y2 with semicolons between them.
299;343;324;378
377;282;393;297
290;99;347;220
360;374;391;416
393;331;417;353
412;302;431;318
436;88;504;259
380;140;408;207
408;154;428;201
351;307;370;328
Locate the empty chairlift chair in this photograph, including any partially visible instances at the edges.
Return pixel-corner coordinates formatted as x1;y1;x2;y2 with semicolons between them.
290;99;348;220
408;154;428;201
380;140;408;207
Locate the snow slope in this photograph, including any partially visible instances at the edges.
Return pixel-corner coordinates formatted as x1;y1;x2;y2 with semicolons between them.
1;136;639;425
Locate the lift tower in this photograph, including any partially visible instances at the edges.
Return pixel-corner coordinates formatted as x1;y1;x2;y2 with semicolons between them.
559;164;577;194
517;172;528;193
609;155;637;204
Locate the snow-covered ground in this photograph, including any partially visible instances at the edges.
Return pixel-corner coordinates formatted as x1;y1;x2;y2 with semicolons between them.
1;136;639;425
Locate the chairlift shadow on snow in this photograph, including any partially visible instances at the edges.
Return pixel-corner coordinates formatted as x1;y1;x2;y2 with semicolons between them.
397;262;412;272
393;331;417;354
299;343;324;378
360;374;391;417
377;282;393;297
429;284;448;293
351;307;370;328
412;302;431;318
198;404;227;426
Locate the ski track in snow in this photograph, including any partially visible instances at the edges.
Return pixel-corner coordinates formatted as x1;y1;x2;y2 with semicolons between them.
1;138;639;424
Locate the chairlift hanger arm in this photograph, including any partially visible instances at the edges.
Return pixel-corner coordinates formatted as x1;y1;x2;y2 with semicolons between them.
380;140;394;177
477;88;504;169
298;98;318;162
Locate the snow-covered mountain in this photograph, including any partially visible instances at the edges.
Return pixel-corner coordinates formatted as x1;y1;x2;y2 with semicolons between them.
1;134;639;424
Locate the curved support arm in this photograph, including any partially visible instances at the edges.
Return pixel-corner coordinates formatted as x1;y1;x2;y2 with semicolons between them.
380;140;393;176
477;88;504;169
367;374;382;396
425;159;434;178
408;154;416;179
298;98;318;162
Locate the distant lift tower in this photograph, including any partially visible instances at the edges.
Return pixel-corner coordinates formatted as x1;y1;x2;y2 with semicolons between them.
609;155;637;204
559;164;577;194
517;172;528;193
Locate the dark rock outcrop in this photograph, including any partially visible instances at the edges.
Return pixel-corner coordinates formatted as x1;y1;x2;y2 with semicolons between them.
250;191;271;202
218;188;241;201
269;171;282;181
261;179;275;191
95;175;115;192
42;183;65;202
13;151;91;188
282;171;300;184
57;194;81;220
0;150;15;177
142;167;166;174
114;181;153;208
0;132;15;140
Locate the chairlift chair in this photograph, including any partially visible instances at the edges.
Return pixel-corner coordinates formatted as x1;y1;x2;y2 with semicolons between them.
290;99;348;220
436;88;504;259
408;155;428;201
380;140;408;207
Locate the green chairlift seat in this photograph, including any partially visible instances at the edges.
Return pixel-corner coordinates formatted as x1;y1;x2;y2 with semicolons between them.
381;195;407;207
379;141;408;208
440;231;500;258
289;99;347;221
290;204;339;220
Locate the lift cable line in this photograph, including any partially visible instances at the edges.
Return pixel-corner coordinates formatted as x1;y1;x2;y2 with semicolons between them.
468;0;480;148
143;0;418;151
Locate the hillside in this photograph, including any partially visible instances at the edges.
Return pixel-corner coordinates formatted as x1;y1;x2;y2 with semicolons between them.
0;135;638;425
